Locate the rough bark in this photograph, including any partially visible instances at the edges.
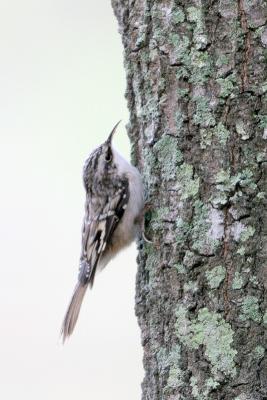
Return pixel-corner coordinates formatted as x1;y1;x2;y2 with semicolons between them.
111;1;267;399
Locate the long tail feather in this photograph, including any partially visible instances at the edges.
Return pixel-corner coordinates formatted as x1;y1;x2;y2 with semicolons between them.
61;283;88;342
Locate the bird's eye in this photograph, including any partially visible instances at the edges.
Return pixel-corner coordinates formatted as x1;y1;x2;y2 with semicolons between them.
105;148;112;162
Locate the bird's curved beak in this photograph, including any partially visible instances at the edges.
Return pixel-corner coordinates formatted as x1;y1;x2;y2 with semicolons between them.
106;120;121;144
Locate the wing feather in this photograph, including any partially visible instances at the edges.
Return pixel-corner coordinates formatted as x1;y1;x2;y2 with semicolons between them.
79;181;129;287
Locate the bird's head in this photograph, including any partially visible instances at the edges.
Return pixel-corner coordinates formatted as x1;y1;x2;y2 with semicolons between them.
83;121;121;191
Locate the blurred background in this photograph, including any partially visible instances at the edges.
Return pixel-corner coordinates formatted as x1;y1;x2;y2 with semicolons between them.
0;1;143;399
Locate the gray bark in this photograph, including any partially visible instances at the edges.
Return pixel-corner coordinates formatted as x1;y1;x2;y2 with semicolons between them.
111;1;267;399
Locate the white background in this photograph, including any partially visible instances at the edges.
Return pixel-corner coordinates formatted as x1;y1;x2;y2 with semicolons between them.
0;1;143;399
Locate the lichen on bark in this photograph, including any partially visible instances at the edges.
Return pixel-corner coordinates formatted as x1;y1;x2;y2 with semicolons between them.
112;0;267;398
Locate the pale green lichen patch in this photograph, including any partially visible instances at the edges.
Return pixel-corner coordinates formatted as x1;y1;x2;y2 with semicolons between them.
191;309;237;377
170;33;190;60
143;249;158;284
183;250;200;268
140;49;150;63
154;135;183;180
177;87;189;98
174;263;186;274
232;272;244;289
263;310;267;326
190;376;220;400
175;306;237;378
165;345;185;391
216;74;236;98
240;296;262;323
175;305;191;340
253;345;265;360
210;170;235;207
200;123;230;148
219;168;255;188
212;169;257;207
261;82;267;95
256;192;265;200
157;344;185;394
236;120;250;140
190;376;200;399
206;265;226;289
145;251;158;274
175;109;185;131
238;169;258;190
210;193;228;208
176;66;189;80
216;54;229;67
190;377;204;400
192;96;216;127
141;96;159;121
249;275;259;286
258;114;267;129
187;6;207;50
214;122;230;145
168;14;212;81
190;51;213;84
237;246;246;256
171;8;185;24
142;147;157;186
177;163;200;200
215;169;231;184
176;217;190;246
257;152;267;163
200;128;213;149
206;377;220;391
240;226;255;242
187;6;202;23
150;207;169;232
184;280;198;293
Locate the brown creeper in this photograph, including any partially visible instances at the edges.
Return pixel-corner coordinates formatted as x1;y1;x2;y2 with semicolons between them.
61;121;144;341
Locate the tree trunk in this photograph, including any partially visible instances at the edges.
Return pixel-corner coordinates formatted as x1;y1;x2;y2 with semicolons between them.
112;1;267;399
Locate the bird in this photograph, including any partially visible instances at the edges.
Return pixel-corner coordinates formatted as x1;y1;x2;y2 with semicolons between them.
61;121;144;341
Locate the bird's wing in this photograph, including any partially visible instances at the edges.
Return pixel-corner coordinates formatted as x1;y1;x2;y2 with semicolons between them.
79;181;129;287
